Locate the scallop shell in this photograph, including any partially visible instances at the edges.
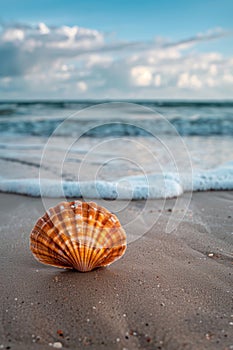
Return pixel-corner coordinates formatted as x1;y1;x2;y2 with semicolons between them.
30;201;127;272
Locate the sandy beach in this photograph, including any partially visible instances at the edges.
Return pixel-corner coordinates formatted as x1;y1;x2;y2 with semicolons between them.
0;191;232;350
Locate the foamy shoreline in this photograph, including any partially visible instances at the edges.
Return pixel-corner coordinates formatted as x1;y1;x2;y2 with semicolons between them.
0;160;233;199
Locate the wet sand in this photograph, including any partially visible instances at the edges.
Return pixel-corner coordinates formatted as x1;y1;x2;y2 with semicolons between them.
0;192;233;350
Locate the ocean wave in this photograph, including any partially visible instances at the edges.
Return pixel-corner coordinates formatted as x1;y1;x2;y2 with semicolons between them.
0;116;233;137
1;100;233;137
0;162;232;199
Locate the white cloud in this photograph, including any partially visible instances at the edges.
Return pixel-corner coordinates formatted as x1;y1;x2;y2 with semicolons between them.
59;25;78;39
0;23;232;99
223;74;233;83
131;66;152;86
2;28;24;41
209;64;217;75
85;54;113;68
177;73;202;89
38;22;50;35
206;77;217;87
154;74;161;87
1;76;12;84
77;81;88;91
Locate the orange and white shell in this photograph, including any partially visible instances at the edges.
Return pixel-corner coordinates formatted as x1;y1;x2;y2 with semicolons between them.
30;201;127;272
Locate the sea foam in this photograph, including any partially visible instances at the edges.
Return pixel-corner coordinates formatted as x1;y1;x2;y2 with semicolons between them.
0;162;232;199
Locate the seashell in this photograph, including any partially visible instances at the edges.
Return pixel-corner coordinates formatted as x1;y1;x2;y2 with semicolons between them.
30;201;127;272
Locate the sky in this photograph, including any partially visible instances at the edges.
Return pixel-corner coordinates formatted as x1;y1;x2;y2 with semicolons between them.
0;0;233;100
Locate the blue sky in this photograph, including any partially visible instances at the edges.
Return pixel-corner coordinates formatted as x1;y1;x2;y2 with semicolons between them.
0;0;233;99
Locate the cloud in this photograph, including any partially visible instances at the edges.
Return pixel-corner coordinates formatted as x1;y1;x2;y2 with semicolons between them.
162;27;229;50
0;22;232;99
177;73;202;89
131;66;153;86
77;81;88;92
